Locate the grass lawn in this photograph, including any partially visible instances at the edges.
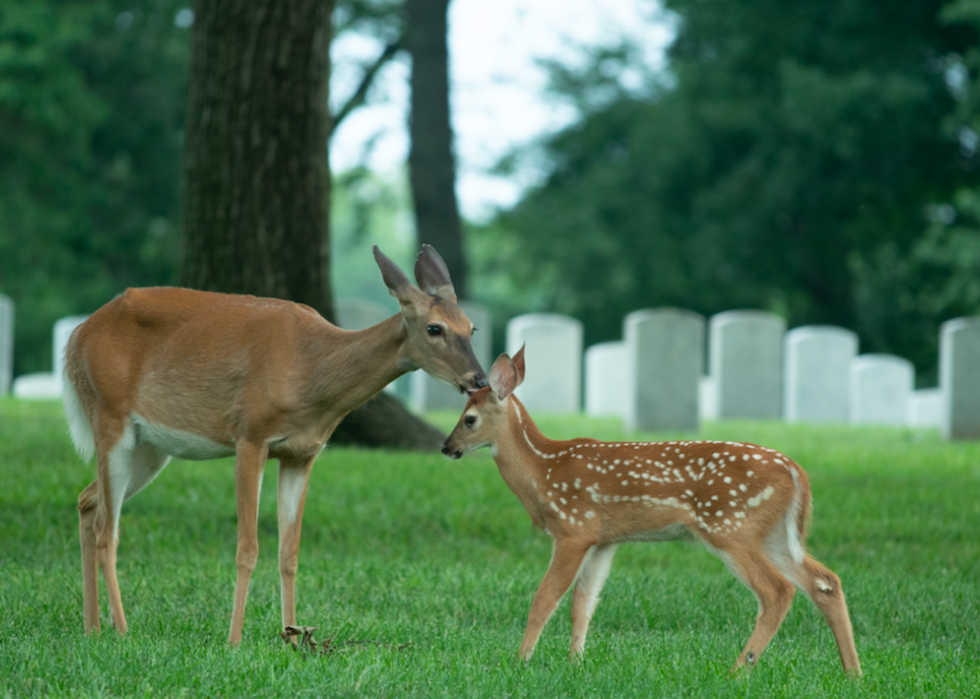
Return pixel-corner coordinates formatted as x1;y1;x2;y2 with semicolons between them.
1;397;978;697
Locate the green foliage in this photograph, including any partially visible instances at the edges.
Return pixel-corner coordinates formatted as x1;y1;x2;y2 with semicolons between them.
2;398;978;696
476;0;980;378
0;0;187;375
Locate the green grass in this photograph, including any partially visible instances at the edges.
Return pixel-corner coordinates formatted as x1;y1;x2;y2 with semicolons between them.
1;398;978;697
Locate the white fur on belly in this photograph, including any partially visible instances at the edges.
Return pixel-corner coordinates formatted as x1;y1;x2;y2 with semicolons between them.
132;414;235;460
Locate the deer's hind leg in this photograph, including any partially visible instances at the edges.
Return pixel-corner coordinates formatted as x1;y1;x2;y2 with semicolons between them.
718;544;796;673
569;543;617;658
78;481;102;634
762;520;861;675
79;422;177;635
794;556;861;675
92;417;139;634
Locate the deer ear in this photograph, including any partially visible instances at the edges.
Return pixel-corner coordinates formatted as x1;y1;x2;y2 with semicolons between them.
414;245;457;304
375;246;424;310
511;344;526;387
488;353;519;401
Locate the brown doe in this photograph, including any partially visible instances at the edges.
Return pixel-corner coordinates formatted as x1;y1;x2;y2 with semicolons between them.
64;245;486;644
442;348;861;675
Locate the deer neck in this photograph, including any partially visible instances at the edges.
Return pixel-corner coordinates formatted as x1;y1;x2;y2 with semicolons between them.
491;397;561;522
306;314;411;415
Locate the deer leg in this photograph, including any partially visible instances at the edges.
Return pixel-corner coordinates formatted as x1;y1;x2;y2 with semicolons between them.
569;543;617;659
277;455;315;632
78;480;101;634
96;421;137;635
798;556;861;675
721;546;796;673
228;440;268;645
519;538;593;662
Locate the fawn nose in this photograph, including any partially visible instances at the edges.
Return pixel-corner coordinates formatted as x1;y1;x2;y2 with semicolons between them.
441;442;461;459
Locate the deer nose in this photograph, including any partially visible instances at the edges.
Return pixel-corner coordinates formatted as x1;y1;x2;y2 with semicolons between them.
441;442;452;456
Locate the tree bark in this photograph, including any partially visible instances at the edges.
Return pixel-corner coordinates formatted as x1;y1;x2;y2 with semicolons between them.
181;0;332;312
181;0;443;449
406;0;467;297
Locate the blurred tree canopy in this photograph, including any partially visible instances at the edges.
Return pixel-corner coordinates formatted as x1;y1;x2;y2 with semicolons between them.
475;0;980;381
5;0;980;387
0;0;187;374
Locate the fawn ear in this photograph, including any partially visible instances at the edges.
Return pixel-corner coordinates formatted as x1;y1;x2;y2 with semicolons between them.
488;353;519;401
414;245;457;304
511;344;526;387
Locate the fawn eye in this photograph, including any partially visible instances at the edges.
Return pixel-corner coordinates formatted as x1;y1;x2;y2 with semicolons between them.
426;324;443;336
464;415;477;427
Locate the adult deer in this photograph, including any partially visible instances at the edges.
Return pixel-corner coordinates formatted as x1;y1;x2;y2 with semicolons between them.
442;348;861;675
64;245;486;644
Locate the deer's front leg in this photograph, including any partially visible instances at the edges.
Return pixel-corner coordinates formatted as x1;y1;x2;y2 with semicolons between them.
277;455;316;632
228;440;269;645
519;538;593;662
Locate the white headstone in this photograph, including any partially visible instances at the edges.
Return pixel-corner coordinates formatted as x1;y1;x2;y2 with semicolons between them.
908;388;943;429
624;308;704;432
699;375;718;421
849;354;914;426
939;316;980;440
0;294;12;394
709;310;785;419
506;313;582;413
12;372;61;399
784;325;858;423
411;301;493;412
585;341;628;418
54;315;90;390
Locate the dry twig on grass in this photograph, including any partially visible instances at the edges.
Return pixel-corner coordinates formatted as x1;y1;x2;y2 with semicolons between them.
281;625;411;655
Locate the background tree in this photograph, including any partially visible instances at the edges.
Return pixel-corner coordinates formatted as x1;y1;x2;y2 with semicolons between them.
405;0;467;296
180;0;332;311
0;0;186;374
475;0;979;380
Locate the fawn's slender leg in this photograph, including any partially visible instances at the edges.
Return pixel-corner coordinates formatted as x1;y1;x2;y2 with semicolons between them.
277;455;316;631
518;539;593;661
799;557;861;675
722;545;796;672
228;440;269;645
569;543;617;658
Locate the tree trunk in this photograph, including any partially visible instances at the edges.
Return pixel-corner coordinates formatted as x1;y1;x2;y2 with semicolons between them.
406;0;467;297
181;0;332;312
181;0;444;449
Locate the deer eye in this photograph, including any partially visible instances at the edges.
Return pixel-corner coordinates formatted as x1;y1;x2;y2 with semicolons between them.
464;415;477;427
426;324;443;336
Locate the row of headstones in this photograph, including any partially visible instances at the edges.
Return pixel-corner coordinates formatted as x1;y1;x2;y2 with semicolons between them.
3;295;979;441
508;309;980;441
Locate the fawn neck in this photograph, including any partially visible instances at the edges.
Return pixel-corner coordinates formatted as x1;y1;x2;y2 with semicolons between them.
490;397;571;526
